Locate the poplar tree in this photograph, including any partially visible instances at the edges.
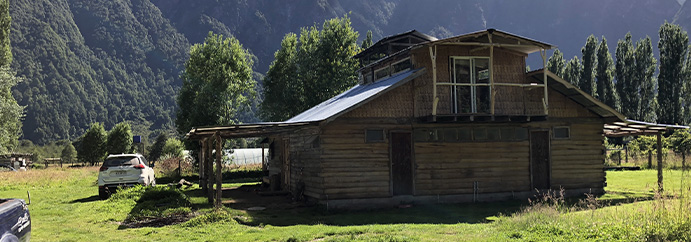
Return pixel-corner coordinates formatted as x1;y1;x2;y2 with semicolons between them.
596;37;619;110
635;36;657;122
657;22;688;125
361;30;373;49
563;56;583;87
615;33;637;119
581;35;599;97
547;49;565;77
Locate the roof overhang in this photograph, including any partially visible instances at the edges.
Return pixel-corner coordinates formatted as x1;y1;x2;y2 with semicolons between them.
526;69;688;136
186;122;315;140
604;120;689;137
418;29;555;55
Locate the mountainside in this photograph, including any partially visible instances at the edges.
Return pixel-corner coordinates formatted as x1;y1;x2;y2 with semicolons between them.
9;0;690;144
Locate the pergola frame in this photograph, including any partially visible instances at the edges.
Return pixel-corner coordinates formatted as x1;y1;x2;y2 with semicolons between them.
604;119;689;192
186;122;313;208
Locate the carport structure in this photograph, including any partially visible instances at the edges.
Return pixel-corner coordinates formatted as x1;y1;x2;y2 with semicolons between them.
604;120;688;192
186;122;312;208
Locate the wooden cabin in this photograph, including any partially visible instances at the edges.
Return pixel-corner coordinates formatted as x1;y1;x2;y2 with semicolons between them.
187;29;686;208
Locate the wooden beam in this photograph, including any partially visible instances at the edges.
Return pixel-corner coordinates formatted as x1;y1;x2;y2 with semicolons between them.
430;46;438;119
199;139;207;193
489;32;495;115
215;132;223;209
657;133;664;193
206;137;214;203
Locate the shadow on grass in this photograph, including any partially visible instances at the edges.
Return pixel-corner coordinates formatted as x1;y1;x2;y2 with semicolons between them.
69;195;100;203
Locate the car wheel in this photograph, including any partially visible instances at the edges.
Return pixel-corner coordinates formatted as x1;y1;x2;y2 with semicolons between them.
98;187;110;200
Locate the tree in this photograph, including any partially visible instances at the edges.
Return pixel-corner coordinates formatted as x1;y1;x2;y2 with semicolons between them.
580;35;599;97
176;32;256;136
60;142;77;165
162;138;184;158
0;0;10;67
547;49;565;77
78;123;107;166
261;16;360;120
615;33;637;119
0;67;22;153
563;56;583;87
106;122;132;154
148;132;167;162
635;36;658;122
361;30;373;49
260;33;300;121
670;130;691;169
595;37;619;110
657;22;688;125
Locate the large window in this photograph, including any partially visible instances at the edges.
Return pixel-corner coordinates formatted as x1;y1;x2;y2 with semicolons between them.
451;57;490;113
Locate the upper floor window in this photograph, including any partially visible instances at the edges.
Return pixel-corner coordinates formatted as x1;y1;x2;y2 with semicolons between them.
450;57;490;113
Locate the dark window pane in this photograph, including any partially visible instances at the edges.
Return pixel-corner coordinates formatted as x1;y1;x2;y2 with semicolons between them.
375;67;389;80
474;128;487;140
104;157;138;167
476;86;490;113
366;129;385;142
458;128;472;141
454;59;471;83
456;86;471;113
554;127;570;139
443;129;458;142
515;128;528;140
501;128;515;140
392;59;412;73
487;128;500;141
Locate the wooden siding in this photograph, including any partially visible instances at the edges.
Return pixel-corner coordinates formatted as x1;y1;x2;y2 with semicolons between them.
318;121;412;199
549;122;605;189
414;139;531;195
342;81;415;118
282;127;323;199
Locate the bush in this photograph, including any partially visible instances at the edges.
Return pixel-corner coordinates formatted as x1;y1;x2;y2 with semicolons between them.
157;155;194;179
108;185;192;223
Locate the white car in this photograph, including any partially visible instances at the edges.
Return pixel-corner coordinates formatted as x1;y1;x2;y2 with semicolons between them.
97;154;156;199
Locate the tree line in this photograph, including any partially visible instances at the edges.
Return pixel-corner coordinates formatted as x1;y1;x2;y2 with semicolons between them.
547;21;691;126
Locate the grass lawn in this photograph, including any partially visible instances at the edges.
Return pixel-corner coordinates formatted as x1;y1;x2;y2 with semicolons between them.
1;168;690;241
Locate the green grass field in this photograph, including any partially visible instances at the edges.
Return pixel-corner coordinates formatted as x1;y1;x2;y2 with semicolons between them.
1;168;690;241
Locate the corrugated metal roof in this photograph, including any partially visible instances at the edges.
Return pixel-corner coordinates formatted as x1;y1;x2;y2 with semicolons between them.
286;68;424;123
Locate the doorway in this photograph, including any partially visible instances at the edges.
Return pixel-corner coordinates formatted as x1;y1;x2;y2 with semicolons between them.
390;132;413;195
530;130;550;189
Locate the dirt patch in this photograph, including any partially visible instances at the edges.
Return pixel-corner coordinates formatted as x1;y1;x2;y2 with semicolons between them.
119;214;195;228
221;184;303;210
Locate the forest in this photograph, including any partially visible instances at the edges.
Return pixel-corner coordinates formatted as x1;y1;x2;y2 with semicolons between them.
6;0;691;147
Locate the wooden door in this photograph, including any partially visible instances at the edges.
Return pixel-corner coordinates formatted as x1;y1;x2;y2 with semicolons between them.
530;131;551;189
391;132;413;195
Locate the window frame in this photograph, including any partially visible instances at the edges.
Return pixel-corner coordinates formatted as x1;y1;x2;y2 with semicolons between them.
450;56;491;114
374;65;391;81
553;126;571;139
365;129;386;143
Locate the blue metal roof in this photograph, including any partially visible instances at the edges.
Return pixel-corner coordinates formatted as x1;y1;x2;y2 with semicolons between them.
286;68;424;123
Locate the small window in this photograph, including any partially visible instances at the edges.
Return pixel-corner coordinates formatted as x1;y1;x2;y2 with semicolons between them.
473;128;488;140
458;128;472;141
500;127;515;140
414;129;437;142
442;128;458;142
515;128;528;140
554;127;570;139
366;129;385;143
487;128;500;141
374;66;390;81
392;58;412;74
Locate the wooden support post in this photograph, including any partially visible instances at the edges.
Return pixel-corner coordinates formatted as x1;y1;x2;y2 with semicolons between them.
199;139;207;193
489;32;495;115
429;45;438;120
541;49;548;115
214;132;223;209
657;133;664;193
206;138;214;203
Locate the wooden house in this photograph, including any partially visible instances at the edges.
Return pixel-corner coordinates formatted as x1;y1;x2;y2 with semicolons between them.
187;29;686;208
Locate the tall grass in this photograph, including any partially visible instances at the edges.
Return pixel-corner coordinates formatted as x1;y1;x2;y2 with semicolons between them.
494;171;691;241
0;167;95;190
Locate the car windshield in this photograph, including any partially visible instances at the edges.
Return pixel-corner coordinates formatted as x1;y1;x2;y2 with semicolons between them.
103;157;139;167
